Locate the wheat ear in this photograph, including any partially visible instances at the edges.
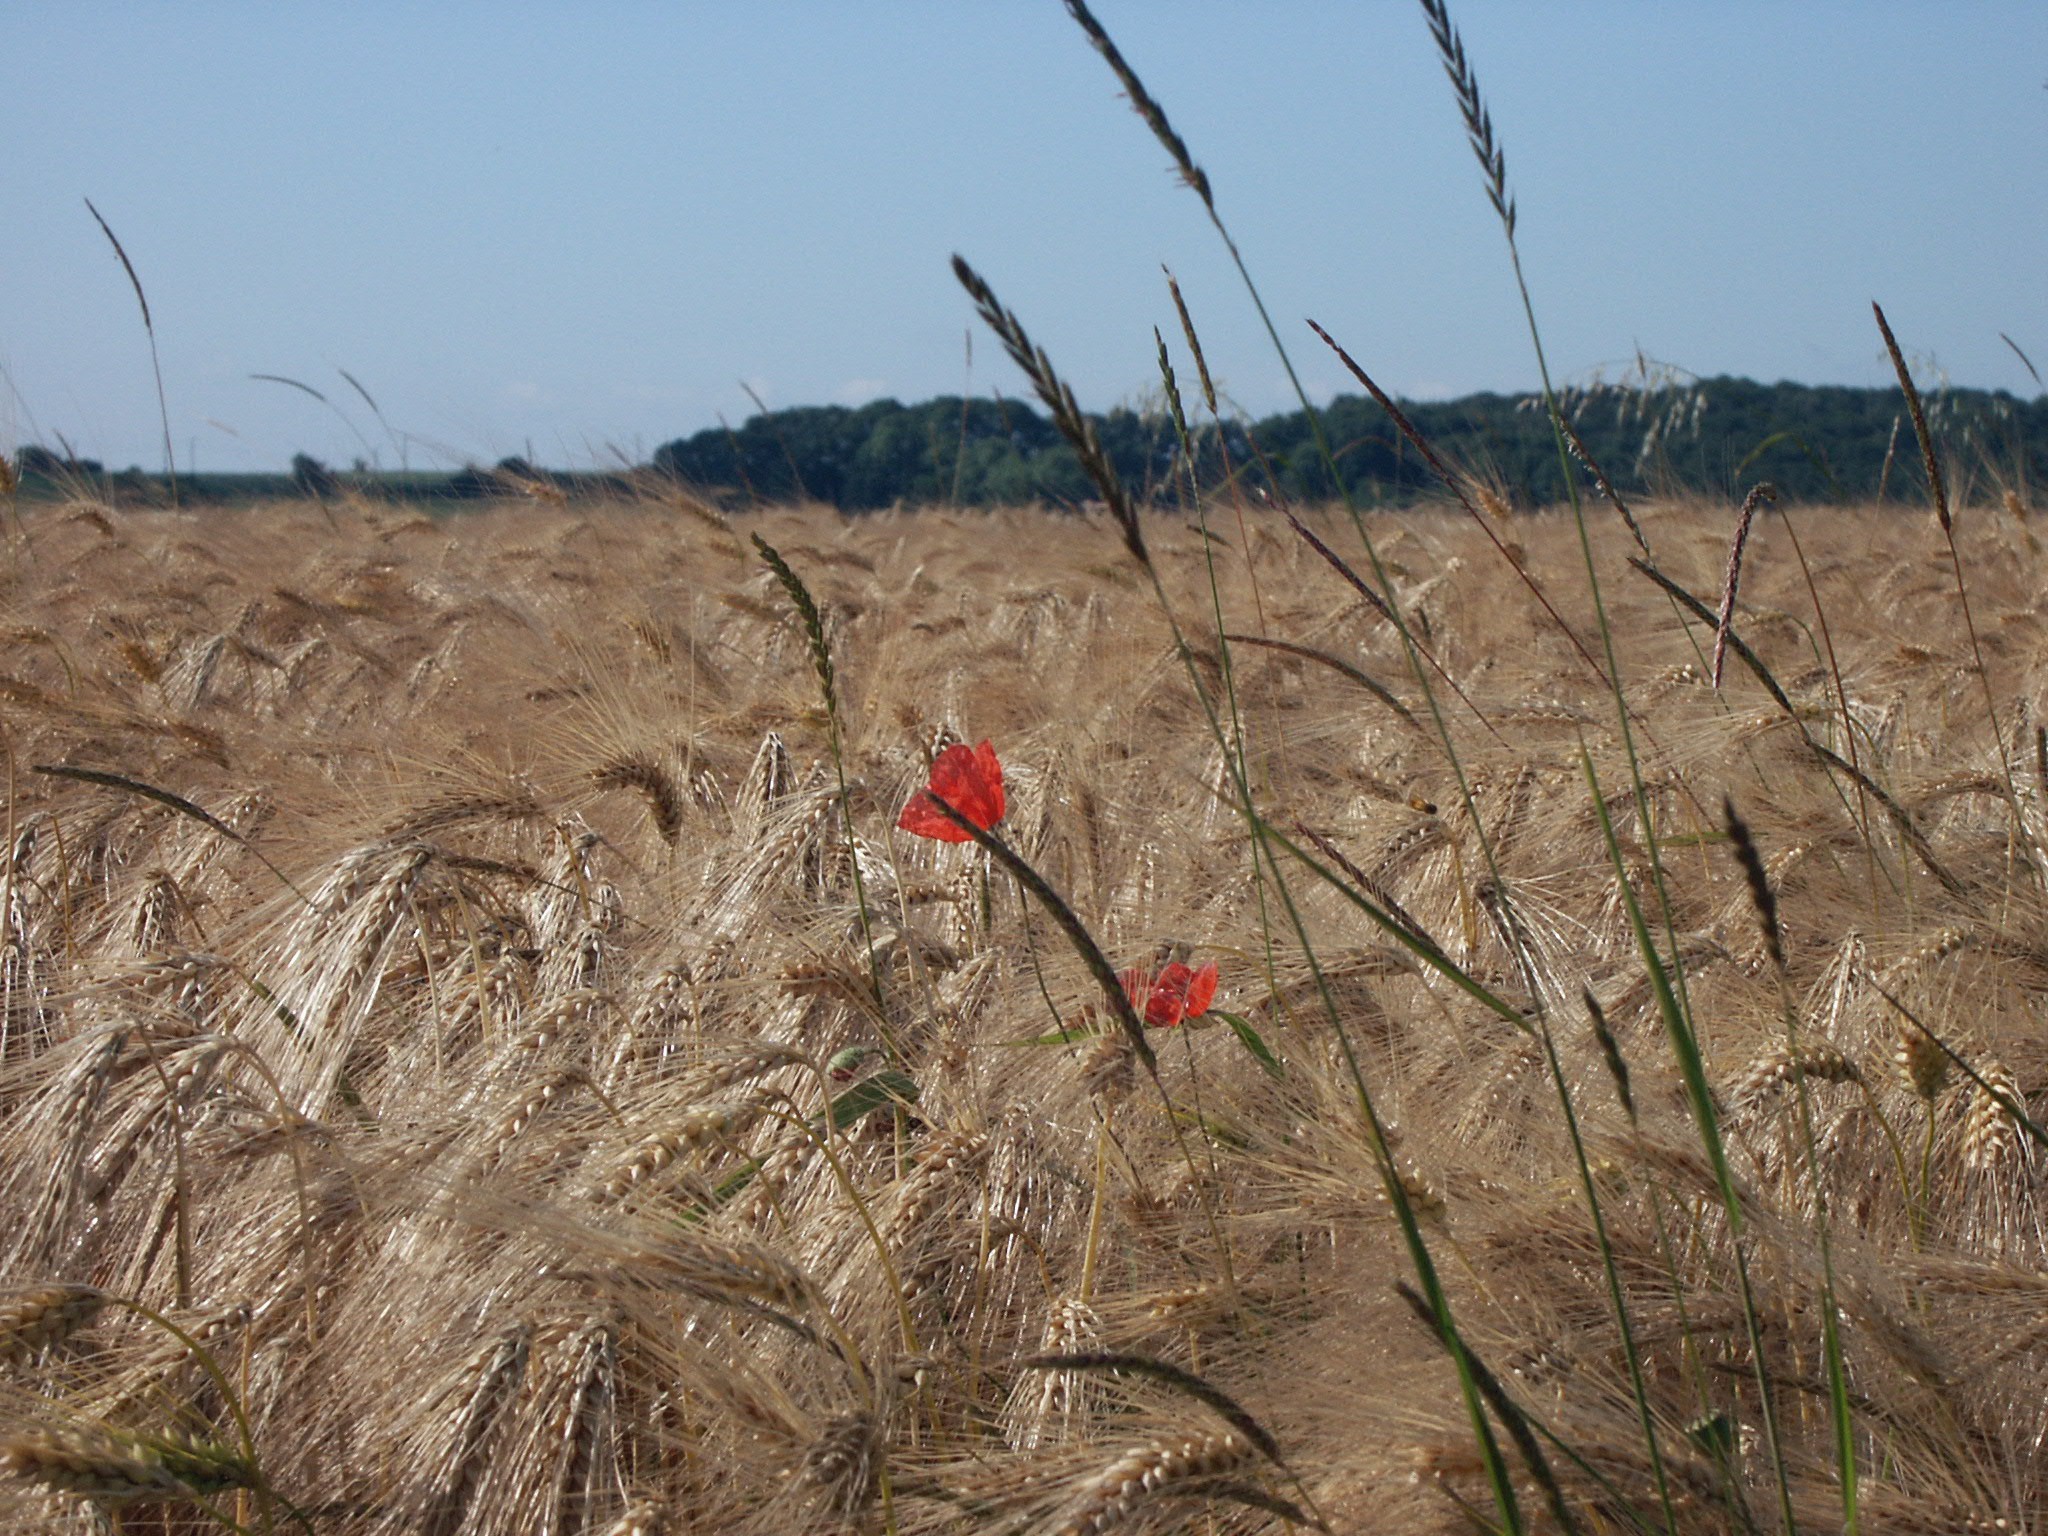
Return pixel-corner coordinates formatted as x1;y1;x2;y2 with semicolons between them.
1055;1430;1254;1536
0;1284;104;1366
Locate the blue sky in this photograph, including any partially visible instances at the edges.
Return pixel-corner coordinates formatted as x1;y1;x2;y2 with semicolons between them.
3;2;2043;473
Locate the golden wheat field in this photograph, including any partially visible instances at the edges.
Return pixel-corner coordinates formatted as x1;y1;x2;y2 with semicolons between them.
0;488;2044;1534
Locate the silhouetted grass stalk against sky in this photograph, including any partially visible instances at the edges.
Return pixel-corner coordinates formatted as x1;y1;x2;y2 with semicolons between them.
84;198;176;504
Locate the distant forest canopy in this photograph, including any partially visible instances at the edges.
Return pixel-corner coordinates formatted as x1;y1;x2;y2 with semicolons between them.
13;375;2044;509
653;375;2044;510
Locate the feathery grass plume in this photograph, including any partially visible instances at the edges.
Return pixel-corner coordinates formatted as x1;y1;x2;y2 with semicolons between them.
1711;483;1777;689
1061;0;1212;209
1162;269;1217;414
250;372;382;468
1420;0;1514;237
1415;0;1607;600
1282;510;1393;623
84;198;176;505
751;534;837;714
1873;303;1950;532
1055;0;1367;590
752;532;888;1032
951;255;1146;567
1224;633;1421;733
1415;0;1723;1279
31;764;245;846
1583;751;1802;1533
336;364;402;461
1294;823;1435;951
2000;330;2042;387
1154;327;1192;499
918;790;1153;1075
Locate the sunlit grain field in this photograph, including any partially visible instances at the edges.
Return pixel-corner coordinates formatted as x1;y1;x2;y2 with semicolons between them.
1;491;2044;1534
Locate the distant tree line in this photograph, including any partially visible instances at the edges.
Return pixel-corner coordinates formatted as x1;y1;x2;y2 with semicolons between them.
12;377;2042;510
652;378;2047;510
8;450;636;508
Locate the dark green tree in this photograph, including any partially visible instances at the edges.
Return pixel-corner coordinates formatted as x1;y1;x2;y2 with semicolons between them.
291;452;337;499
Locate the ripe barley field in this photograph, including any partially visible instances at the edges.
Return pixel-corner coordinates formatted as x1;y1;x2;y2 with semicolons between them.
0;490;2044;1534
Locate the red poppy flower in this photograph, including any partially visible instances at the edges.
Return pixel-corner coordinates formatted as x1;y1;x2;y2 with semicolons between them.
1121;960;1220;1028
897;739;1005;843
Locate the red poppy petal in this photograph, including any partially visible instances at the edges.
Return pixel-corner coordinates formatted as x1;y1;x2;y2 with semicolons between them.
970;739;1005;826
1183;963;1219;1019
928;743;1000;830
897;791;974;842
1145;962;1192;1027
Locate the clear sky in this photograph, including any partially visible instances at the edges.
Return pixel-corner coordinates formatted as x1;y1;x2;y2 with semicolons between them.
3;2;2043;474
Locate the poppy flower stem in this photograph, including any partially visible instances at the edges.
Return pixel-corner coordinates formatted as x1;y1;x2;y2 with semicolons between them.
922;794;1157;1075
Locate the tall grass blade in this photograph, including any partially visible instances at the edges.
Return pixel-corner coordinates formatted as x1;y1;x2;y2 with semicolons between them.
85;198;176;504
